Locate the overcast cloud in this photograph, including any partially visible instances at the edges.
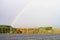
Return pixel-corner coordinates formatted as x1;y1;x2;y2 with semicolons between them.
0;0;60;28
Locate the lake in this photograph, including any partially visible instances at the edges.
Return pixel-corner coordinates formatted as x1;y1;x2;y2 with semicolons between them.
0;34;60;40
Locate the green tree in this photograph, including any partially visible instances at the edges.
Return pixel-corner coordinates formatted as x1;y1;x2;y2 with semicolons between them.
0;25;13;33
44;27;53;30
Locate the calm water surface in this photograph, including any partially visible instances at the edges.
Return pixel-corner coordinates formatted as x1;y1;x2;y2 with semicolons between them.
0;34;60;40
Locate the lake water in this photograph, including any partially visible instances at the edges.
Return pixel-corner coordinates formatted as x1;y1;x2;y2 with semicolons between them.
0;34;60;40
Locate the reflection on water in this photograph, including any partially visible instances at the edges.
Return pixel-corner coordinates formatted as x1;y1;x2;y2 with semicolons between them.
0;34;60;40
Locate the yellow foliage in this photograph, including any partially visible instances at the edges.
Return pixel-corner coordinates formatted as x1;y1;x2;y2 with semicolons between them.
16;28;60;34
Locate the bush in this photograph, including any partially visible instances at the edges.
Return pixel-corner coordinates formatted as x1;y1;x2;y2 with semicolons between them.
44;27;53;30
0;25;13;33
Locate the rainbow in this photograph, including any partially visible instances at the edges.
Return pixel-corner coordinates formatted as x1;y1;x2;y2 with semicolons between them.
11;0;32;27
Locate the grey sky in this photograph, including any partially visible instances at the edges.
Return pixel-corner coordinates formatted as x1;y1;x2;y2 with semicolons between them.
0;0;60;28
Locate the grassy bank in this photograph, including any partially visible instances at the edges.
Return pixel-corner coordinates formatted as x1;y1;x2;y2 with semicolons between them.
0;25;60;34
